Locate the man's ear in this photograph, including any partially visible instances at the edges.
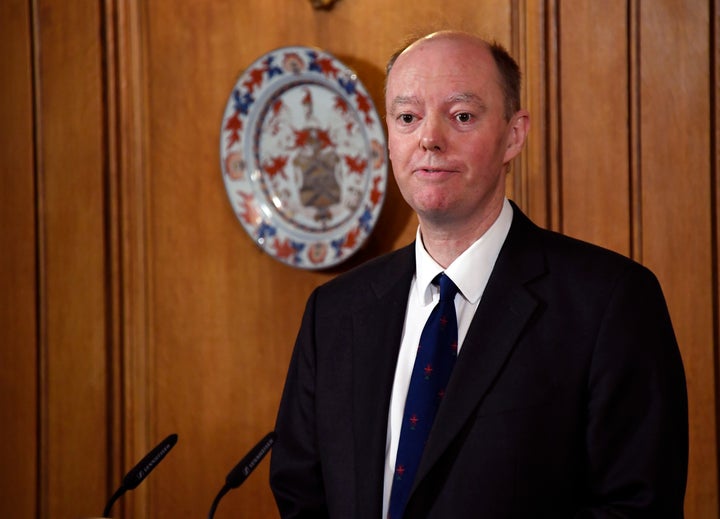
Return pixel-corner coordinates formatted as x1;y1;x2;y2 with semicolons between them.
503;110;530;164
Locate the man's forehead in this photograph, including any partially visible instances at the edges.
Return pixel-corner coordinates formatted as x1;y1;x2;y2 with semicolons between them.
395;33;491;65
386;62;497;105
388;41;495;84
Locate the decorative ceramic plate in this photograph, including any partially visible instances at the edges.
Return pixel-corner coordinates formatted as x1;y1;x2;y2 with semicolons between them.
219;46;387;269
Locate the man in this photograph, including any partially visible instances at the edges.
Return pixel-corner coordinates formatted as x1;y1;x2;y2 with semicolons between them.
270;31;688;518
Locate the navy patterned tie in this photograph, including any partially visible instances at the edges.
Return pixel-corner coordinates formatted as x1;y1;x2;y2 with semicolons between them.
388;273;459;519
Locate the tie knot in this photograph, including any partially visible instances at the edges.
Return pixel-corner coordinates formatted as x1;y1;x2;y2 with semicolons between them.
438;273;459;302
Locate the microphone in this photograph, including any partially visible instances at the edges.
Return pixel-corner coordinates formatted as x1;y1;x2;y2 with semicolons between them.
207;431;276;519
103;433;178;517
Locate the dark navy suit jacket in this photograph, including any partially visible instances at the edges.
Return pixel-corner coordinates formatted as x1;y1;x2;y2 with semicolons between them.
270;203;688;518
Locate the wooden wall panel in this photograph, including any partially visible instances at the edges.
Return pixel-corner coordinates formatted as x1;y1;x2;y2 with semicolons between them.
34;1;111;517
106;1;155;516
513;0;557;228
638;1;717;516
0;1;38;517
558;1;632;255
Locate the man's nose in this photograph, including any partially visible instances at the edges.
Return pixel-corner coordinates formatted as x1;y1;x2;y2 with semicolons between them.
419;116;446;152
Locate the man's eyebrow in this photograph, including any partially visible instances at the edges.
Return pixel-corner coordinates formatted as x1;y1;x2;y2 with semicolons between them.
388;93;486;110
447;92;486;106
388;96;420;112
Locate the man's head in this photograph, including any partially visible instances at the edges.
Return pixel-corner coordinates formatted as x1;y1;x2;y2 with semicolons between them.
384;31;530;234
386;32;522;122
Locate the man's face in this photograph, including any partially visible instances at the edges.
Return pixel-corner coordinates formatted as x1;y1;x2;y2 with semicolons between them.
385;35;527;230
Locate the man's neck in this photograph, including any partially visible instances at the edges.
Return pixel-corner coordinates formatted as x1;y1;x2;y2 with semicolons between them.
419;203;504;268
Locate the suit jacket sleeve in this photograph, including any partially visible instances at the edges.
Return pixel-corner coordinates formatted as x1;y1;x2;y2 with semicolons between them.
576;264;688;517
270;288;331;519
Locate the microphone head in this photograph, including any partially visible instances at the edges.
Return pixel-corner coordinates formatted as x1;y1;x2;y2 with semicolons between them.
104;433;178;517
122;433;178;490
225;431;276;489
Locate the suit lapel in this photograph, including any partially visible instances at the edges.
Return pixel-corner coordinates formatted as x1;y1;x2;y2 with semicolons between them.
351;246;416;516
412;207;548;492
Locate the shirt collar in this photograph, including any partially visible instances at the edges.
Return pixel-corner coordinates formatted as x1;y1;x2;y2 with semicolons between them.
414;198;514;305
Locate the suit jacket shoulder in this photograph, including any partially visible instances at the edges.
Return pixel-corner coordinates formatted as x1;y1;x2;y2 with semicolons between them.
496;202;669;321
310;243;416;315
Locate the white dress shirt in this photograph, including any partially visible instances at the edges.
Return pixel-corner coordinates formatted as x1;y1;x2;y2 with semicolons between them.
381;199;514;518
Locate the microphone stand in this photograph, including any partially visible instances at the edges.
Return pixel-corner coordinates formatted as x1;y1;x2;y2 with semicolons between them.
207;485;230;519
102;486;126;518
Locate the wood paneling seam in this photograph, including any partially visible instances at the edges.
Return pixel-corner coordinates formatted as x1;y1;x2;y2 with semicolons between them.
30;0;49;516
628;0;643;263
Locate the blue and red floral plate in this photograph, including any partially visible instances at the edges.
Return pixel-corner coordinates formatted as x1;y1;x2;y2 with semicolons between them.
220;46;387;269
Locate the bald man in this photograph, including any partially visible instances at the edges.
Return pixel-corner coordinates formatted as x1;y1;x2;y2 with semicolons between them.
270;31;688;518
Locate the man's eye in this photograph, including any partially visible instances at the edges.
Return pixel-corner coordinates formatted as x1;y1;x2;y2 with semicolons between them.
399;114;415;124
455;112;473;123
